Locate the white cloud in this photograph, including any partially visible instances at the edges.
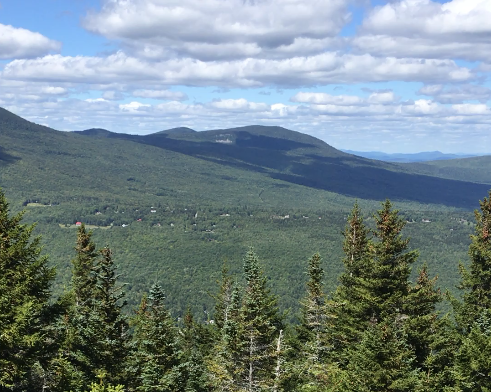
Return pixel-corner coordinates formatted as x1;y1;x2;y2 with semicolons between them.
368;91;396;104
354;0;491;61
2;52;475;88
83;0;350;61
119;101;151;112
0;23;61;59
418;84;491;103
210;98;269;112
291;92;364;105
133;89;188;101
452;103;489;115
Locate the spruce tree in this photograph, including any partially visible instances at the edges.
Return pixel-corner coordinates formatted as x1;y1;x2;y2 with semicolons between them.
237;248;283;392
179;309;212;392
93;247;129;385
370;200;418;321
403;265;441;370
208;283;242;392
454;191;491;391
0;190;56;390
456;191;491;329
129;284;180;392
331;202;373;353
295;253;343;392
344;318;422;392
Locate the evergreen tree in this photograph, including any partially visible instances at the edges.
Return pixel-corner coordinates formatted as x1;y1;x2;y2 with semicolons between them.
295;253;340;392
344;318;422;392
72;224;99;307
208;283;242;392
331;202;373;353
213;263;234;331
93;247;129;385
50;229;129;391
129;284;180;392
179;309;212;392
297;253;329;361
456;190;491;329
53;225;102;391
370;200;418;321
455;310;491;392
454;191;491;391
237;248;283;392
403;265;441;370
0;189;56;390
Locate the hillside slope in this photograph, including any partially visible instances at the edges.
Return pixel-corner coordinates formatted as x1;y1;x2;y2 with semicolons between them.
401;156;491;185
0;107;487;317
73;122;490;209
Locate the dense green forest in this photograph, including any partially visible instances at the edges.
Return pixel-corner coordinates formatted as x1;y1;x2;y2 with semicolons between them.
1;106;489;318
2;189;491;391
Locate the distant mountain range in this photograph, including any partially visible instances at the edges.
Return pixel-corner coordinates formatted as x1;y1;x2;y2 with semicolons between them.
0;106;489;210
341;150;482;163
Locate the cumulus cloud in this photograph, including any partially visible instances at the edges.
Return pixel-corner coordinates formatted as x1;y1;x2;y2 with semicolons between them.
0;23;61;59
133;89;188;101
418;84;491;104
210;98;269;112
354;0;491;61
2;52;474;88
83;0;350;61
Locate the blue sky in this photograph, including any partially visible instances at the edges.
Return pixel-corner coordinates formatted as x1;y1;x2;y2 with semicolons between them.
1;0;490;153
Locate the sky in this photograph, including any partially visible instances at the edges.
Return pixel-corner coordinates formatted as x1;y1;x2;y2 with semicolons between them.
1;0;491;153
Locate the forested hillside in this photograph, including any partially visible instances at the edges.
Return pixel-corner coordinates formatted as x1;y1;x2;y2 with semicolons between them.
2;189;491;392
0;107;489;316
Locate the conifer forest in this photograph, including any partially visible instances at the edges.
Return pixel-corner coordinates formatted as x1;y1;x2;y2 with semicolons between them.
2;188;491;392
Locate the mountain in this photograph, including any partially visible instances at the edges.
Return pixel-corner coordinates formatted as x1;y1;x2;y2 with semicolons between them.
401;155;491;185
1;106;490;317
0;107;489;209
342;150;480;163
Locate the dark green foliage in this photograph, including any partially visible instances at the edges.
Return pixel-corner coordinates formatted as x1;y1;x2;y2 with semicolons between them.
344;319;422;392
297;253;330;362
179;310;213;392
457;191;491;329
370;200;418;321
331;202;373;352
93;247;129;385
238;248;283;391
129;284;181;392
455;311;491;392
50;228;129;391
454;191;491;391
0;189;56;390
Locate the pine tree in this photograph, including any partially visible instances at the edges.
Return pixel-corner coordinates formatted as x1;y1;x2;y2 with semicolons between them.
344;318;422;392
331;202;373;353
455;310;491;392
208;283;242;392
0;189;56;390
129;284;180;392
54;225;102;391
403;265;441;370
72;224;99;308
213;263;234;331
179;309;212;392
93;247;129;385
456;191;491;329
298;253;328;360
454;191;491;391
370;200;418;321
50;230;129;391
238;248;283;392
295;253;341;392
